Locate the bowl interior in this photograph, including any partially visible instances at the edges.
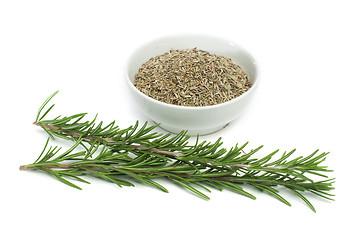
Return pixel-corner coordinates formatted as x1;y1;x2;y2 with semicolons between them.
126;34;258;89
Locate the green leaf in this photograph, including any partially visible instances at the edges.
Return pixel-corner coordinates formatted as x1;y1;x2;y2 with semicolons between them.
39;123;55;139
171;178;210;200
34;138;51;163
82;168;118;185
114;169;168;192
217;181;256;200
191;182;212;193
36;90;59;122
56;138;83;160
140;178;168;193
38;104;55;122
309;190;335;201
251;183;291;206
57;170;91;184
204;181;224;191
41;168;82;190
288;188;316;213
126;121;139;138
109;177;135;187
66;175;91;184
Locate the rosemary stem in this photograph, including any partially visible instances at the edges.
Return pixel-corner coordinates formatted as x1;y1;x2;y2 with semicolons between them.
19;164;71;171
34;122;183;157
32;122;329;176
128;144;184;157
31;122;302;172
17;164;276;186
19;164;191;179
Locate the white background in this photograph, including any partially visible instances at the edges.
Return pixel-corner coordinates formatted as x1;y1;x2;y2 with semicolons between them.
1;0;360;239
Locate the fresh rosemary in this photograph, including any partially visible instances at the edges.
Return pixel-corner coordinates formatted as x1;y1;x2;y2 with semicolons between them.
20;91;335;212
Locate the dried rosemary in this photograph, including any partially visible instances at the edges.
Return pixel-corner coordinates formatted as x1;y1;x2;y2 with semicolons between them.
134;48;251;106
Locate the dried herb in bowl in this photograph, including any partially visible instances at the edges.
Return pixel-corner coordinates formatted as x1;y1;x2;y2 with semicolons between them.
134;48;251;106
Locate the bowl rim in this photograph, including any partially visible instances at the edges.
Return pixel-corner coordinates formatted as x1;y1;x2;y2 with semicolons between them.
124;33;260;110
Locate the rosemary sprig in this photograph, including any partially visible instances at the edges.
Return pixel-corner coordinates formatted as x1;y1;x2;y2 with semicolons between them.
20;92;335;212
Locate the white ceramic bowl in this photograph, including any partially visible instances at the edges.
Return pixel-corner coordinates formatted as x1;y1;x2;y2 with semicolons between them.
125;34;259;135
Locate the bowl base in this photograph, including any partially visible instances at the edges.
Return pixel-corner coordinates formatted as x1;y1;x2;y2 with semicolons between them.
156;123;229;136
